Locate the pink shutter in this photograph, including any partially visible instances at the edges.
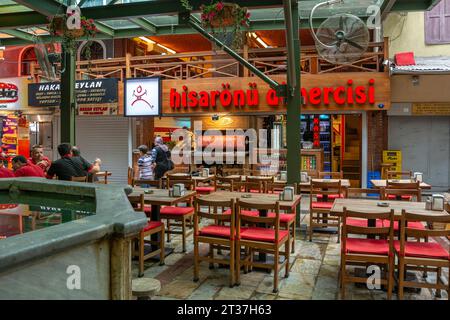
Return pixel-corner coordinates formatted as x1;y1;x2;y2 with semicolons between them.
443;0;450;42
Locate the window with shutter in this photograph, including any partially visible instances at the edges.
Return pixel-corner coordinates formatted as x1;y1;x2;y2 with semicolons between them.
425;0;450;44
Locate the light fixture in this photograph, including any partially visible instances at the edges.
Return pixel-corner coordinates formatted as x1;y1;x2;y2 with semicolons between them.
256;37;269;48
412;75;420;86
156;43;176;54
0;46;4;61
139;36;156;44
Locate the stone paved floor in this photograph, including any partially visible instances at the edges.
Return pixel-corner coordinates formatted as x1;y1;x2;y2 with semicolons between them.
132;199;449;300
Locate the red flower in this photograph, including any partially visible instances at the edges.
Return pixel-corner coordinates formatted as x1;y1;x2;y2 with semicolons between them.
245;12;251;19
201;13;207;20
89;19;94;24
209;12;216;19
216;2;224;11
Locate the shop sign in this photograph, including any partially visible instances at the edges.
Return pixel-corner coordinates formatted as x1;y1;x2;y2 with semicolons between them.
162;74;390;115
412;103;450;116
78;105;118;116
0;77;29;110
28;78;118;107
124;77;161;117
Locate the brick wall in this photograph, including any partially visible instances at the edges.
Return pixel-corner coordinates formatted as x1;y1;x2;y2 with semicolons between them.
367;110;388;172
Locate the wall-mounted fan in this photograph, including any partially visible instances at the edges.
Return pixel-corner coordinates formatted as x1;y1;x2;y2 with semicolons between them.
310;0;369;65
33;36;59;81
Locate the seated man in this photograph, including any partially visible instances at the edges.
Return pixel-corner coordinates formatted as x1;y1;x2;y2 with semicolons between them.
47;143;101;181
29;144;51;173
0;161;14;178
12;155;45;178
71;146;102;182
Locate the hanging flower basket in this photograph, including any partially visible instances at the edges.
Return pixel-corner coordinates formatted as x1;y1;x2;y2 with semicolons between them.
48;14;98;53
181;1;251;49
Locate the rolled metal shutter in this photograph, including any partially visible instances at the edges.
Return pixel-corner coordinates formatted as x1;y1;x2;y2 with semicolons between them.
75;116;130;184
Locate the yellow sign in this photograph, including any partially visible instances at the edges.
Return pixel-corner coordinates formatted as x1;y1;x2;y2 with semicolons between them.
412;103;450;116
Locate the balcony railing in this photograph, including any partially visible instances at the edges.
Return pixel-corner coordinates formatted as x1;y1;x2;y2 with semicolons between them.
31;40;388;82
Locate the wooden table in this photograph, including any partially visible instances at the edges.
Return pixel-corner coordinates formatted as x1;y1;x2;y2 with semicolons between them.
94;171;111;184
370;179;432;190
164;173;215;183
130;188;197;255
199;191;301;211
330;198;448;219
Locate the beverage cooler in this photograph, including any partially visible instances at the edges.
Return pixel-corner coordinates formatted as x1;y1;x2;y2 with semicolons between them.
301;115;332;172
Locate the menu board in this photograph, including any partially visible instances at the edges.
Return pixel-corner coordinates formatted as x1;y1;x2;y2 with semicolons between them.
1;115;18;155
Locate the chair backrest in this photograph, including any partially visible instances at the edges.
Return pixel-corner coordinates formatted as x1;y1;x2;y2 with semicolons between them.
236;199;281;240
399;210;450;246
387;170;412;179
71;176;88;182
214;176;238;190
342;207;395;252
309;180;343;201
381;185;421;202
238;180;265;193
128;194;145;212
166;174;194;189
194;197;235;226
319;171;343;179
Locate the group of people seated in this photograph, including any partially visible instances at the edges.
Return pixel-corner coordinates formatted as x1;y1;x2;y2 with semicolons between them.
0;143;102;181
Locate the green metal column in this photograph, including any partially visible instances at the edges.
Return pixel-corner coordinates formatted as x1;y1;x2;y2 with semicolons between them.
60;47;76;145
284;0;301;185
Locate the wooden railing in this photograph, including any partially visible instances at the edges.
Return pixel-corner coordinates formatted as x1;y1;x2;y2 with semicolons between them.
31;40;387;82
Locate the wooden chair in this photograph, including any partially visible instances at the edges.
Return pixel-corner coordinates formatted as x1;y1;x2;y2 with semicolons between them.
387;170;412;179
71;176;88;182
235;199;290;293
395;210;450;300
193;198;236;287
309;180;344;242
340;207;395;300
166;174;195;190
160;179;195;253
128;194;165;277
319;171;343;179
245;176;274;193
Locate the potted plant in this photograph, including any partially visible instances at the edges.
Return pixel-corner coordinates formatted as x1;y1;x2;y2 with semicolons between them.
181;1;251;48
48;13;98;58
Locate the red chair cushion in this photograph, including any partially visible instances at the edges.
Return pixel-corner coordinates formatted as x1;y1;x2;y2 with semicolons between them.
387;194;413;201
249;189;263;193
195;186;215;193
394;241;449;260
267;212;295;223
198;225;235;239
317;193;344;200
311;202;334;209
345;218;384;228
344;238;390;255
143;205;152;214
160;206;194;216
240;227;289;243
380;220;425;230
143;221;163;232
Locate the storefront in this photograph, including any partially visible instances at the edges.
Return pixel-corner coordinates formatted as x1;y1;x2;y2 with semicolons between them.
0;76;55;167
28;78;132;184
159;73;391;187
389;71;450;191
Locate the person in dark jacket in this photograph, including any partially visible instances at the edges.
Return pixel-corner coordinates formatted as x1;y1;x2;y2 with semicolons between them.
150;136;172;179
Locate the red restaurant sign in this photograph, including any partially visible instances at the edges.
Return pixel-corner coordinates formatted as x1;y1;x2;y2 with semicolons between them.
161;74;390;114
169;79;376;109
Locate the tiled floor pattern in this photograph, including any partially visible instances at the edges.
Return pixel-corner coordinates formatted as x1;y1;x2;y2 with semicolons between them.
132;199;449;300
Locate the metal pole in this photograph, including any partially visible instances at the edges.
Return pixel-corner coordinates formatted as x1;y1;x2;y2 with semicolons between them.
283;0;301;186
187;16;282;92
60;47;76;145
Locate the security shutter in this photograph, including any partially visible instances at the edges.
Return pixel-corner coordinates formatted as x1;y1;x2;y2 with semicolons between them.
75;116;130;184
388;116;450;191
